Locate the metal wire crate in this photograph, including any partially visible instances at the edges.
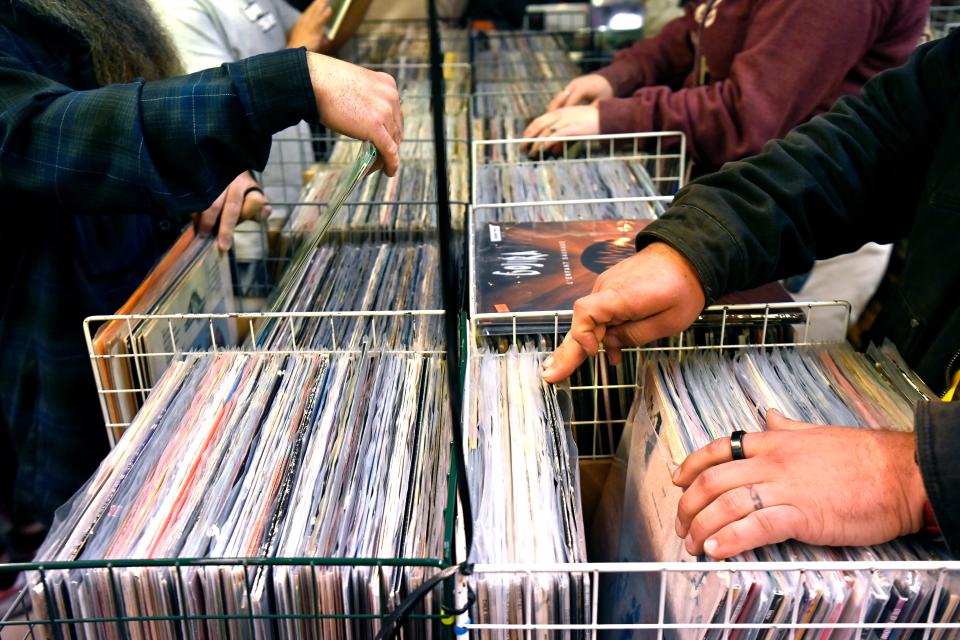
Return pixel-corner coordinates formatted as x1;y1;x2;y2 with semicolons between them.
0;309;458;639
457;301;960;637
83;310;446;442
471;132;686;212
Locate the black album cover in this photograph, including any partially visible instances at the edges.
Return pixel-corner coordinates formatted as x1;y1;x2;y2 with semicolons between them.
474;219;651;316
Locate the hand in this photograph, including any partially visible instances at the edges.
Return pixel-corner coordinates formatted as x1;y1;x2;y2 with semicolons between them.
521;105;600;157
547;74;614;111
195;172;270;251
674;410;929;559
542;242;706;383
287;0;333;53
306;52;403;176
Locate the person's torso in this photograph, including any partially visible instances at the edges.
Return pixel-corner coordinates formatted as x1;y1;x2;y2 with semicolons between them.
0;6;178;354
870;101;960;394
684;0;923;117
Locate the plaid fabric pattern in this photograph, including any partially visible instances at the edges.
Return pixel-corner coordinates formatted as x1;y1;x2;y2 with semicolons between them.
0;1;316;526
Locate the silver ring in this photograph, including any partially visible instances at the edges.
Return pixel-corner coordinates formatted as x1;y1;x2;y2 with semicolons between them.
730;430;747;461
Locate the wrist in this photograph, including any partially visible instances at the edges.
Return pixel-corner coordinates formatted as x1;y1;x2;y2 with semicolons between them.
904;436;932;535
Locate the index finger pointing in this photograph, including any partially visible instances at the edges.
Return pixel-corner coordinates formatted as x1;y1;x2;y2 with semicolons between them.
542;333;590;383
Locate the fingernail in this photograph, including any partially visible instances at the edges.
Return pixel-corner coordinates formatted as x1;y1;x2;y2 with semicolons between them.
704;539;719;557
684;534;694;555
675;516;682;537
541;356;554;372
672;467;681;484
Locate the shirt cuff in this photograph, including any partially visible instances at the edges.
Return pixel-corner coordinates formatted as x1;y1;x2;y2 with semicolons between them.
598;96;653;135
915;400;960;555
594;63;639;98
227;48;319;136
635;203;749;305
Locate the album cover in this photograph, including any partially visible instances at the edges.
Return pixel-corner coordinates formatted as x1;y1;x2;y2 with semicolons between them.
474;218;649;317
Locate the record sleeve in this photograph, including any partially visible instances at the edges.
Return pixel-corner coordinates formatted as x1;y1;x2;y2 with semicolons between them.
474;218;648;332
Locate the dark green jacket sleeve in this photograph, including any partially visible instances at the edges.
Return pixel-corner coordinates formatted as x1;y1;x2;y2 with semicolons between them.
0;47;318;215
637;34;960;303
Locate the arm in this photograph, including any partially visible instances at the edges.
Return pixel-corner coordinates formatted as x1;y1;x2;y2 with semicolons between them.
593;6;696;98
639;33;958;303
542;34;958;382
0;48;316;215
598;0;922;166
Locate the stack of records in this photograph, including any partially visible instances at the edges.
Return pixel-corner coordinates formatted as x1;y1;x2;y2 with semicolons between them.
612;341;951;637
472;80;565;143
264;241;443;351
465;343;591;633
475;159;666;220
285;160;441;237
33;349;452;639
90;228;236;428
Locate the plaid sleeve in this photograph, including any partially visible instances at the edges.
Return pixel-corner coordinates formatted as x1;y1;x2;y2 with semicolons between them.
0;47;317;216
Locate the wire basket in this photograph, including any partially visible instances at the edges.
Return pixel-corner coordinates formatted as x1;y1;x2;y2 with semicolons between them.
458;301;960;637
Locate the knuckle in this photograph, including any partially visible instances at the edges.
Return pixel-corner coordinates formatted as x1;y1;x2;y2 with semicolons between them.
716;489;742;515
698;468;721;494
751;509;777;536
706;437;727;458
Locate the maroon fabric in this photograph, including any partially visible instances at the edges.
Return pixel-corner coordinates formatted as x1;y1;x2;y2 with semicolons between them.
594;0;928;169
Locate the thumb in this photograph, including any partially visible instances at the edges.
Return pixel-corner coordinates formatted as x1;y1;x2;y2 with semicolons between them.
765;408;814;432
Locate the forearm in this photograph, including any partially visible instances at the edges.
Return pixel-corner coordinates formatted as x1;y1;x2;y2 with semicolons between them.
636;37;956;301
0;49;317;215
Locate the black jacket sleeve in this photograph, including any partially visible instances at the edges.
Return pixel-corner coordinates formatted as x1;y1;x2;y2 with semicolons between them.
916;401;960;553
636;32;960;303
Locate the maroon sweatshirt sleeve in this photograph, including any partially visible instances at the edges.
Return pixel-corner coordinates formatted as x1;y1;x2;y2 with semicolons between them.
597;0;921;167
593;6;697;97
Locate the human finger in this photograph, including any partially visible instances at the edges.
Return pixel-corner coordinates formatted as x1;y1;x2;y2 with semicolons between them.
673;431;771;489
676;459;768;537
683;482;786;553
240;188;267;222
547;87;570;112
702;505;807;559
371;122;400;176
198;190;226;235
542;332;591;384
603;310;689;355
521;113;557;152
218;182;244;251
542;289;628;382
765;408;817;431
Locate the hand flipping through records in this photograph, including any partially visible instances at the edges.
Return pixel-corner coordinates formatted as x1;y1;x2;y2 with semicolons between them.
673;410;930;559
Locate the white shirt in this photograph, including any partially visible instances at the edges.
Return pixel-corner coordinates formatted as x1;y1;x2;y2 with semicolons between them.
151;0;315;234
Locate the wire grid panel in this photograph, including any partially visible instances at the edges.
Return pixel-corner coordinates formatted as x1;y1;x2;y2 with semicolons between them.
466;301;852;457
461;561;960;637
83;310;446;443
1;556;455;640
457;302;960;638
471;131;687;204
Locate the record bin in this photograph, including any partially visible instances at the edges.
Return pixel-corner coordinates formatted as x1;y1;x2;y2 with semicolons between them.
0;309;459;639
470;131;686;213
460;301;960;637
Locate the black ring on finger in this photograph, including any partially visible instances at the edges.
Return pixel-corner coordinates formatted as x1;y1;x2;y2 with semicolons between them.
241;186;264;203
730;430;747;461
